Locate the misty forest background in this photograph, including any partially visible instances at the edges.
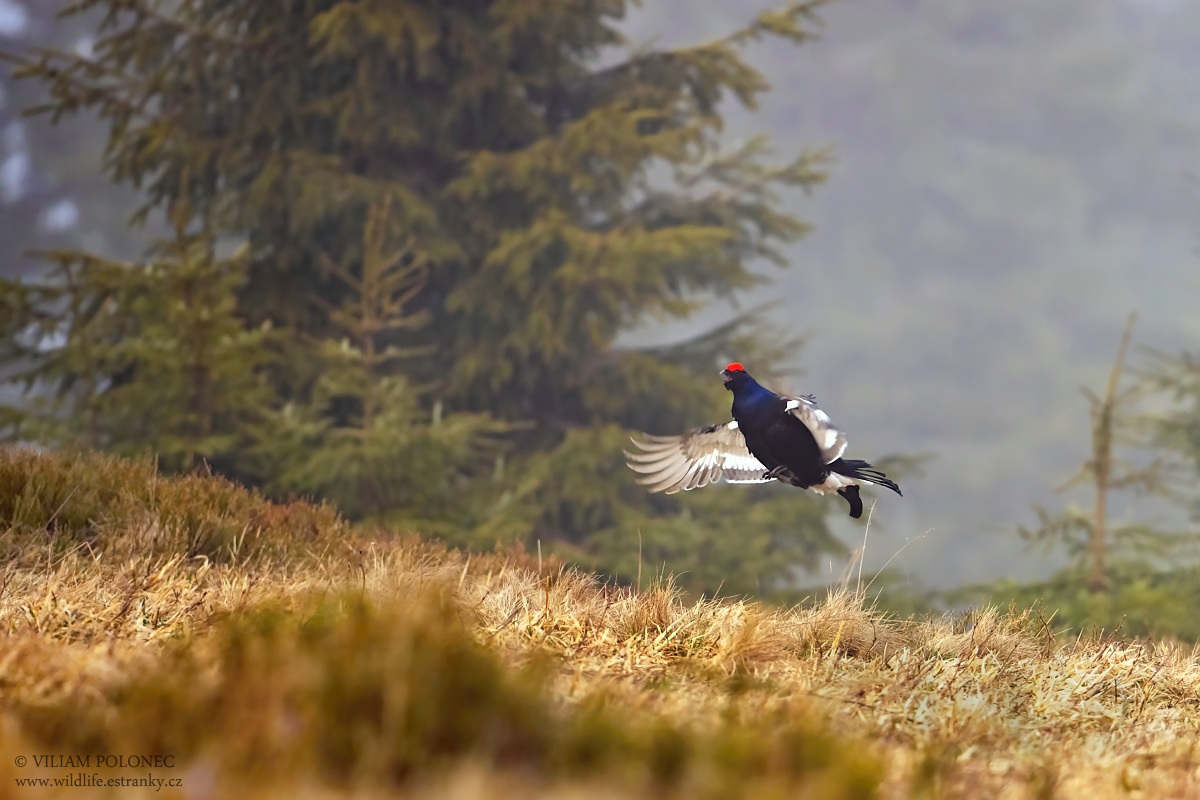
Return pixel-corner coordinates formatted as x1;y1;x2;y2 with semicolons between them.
3;0;1200;638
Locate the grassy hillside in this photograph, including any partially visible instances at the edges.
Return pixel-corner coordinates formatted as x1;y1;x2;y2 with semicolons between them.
1;447;1198;798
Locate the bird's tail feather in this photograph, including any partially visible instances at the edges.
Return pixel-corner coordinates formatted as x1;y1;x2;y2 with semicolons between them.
830;458;902;496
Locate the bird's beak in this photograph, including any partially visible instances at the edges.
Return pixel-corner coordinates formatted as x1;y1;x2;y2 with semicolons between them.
720;368;733;384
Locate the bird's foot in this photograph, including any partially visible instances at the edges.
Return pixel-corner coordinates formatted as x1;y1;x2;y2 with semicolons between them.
763;465;788;480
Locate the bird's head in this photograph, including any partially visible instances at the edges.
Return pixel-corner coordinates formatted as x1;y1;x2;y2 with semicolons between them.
721;362;748;390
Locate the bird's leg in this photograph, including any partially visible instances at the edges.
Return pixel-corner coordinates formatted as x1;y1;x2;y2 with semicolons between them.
838;485;863;519
763;465;789;480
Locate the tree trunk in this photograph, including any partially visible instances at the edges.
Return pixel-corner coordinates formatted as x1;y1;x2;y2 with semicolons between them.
1088;313;1137;593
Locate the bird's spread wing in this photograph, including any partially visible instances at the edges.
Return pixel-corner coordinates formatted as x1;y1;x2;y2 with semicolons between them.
784;394;848;464
624;421;770;494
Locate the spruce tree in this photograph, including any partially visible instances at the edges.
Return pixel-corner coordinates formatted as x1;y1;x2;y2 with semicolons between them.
257;198;509;532
4;0;843;596
1150;347;1200;516
1016;315;1184;588
1;223;272;471
961;315;1200;639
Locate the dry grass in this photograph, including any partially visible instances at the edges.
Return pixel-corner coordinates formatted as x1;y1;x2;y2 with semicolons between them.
1;447;1200;798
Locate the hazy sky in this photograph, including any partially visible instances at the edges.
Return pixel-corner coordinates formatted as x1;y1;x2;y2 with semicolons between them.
0;1;26;37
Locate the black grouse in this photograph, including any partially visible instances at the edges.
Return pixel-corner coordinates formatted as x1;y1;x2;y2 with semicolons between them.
625;363;902;518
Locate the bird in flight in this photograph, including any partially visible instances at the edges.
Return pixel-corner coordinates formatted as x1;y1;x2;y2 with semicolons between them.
625;362;902;518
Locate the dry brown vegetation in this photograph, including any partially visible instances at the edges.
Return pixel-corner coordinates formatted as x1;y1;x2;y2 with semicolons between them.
1;447;1200;798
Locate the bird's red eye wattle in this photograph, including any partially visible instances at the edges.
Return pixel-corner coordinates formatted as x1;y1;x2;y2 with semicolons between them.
724;362;745;373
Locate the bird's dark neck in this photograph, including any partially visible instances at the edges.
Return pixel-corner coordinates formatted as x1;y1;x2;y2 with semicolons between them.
729;377;779;421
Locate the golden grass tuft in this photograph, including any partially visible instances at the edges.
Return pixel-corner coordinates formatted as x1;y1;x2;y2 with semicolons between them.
0;446;348;565
2;446;1200;798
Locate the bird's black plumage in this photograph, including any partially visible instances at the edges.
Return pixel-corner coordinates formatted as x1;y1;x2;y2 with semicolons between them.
625;363;902;518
